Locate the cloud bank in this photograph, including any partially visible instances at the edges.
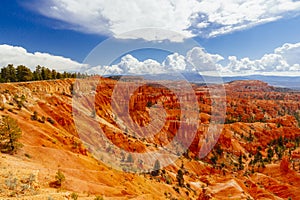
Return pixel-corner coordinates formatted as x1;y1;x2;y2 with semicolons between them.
85;42;300;76
1;43;300;76
0;44;87;72
29;0;300;41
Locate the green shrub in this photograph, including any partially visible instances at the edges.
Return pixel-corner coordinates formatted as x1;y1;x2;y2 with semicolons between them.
71;192;78;200
24;153;31;158
94;196;104;200
31;111;38;121
0;103;5;111
55;170;65;186
166;176;172;185
5;176;18;190
47;117;55;124
38;116;45;123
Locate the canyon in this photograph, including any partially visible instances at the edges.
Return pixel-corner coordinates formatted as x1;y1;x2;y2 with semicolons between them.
0;77;300;199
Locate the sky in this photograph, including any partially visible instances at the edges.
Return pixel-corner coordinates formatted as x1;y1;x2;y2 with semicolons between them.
1;0;300;76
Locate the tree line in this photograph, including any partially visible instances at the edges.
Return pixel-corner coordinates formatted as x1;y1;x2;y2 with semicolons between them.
0;64;88;83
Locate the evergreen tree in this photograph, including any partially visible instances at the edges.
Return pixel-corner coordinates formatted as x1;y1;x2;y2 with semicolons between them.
0;64;87;83
51;69;57;79
56;72;62;79
176;169;184;187
16;65;33;82
41;67;52;80
0;116;22;154
33;65;42;80
238;154;244;170
267;147;274;162
1;64;17;82
7;64;17;82
0;66;8;82
210;155;218;166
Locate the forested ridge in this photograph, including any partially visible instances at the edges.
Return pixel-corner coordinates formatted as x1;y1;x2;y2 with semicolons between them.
0;64;87;83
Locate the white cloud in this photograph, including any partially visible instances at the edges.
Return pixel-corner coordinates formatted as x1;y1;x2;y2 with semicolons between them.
194;0;300;37
290;64;300;71
207;16;281;37
30;0;300;40
222;42;300;76
274;43;300;65
0;44;87;71
85;65;123;75
186;47;224;71
85;47;224;75
85;42;300;76
86;54;164;75
226;56;254;71
2;43;300;77
33;0;199;41
120;55;163;74
163;53;186;71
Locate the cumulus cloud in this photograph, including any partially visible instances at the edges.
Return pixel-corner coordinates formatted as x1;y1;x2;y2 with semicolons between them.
274;43;300;65
120;55;163;74
85;47;224;75
0;44;87;71
86;54;164;75
186;47;224;71
222;42;300;76
28;0;300;40
163;53;186;71
84;65;123;75
85;43;300;76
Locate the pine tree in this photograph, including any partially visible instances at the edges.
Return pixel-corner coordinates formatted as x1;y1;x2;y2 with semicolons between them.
0;116;22;154
16;65;33;82
0;64;87;83
0;66;9;82
33;65;42;80
51;69;57;79
7;64;17;82
176;169;184;187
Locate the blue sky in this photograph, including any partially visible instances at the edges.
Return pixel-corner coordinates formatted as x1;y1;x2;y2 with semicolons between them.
0;0;104;62
1;0;300;76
